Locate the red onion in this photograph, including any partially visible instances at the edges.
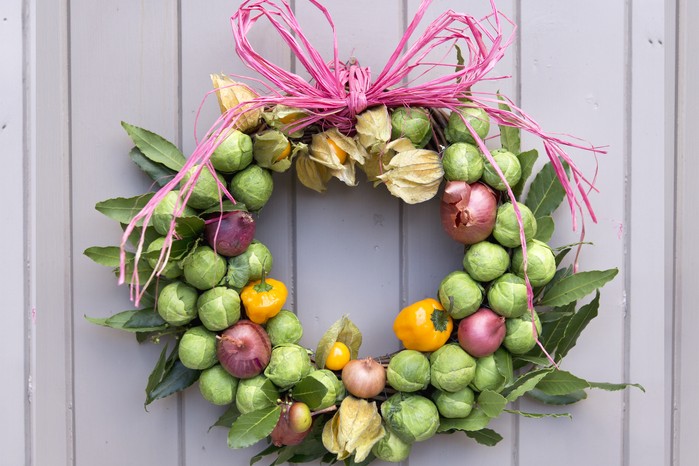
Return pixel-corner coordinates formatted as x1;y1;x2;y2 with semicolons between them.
457;308;506;357
205;210;256;257
341;358;386;399
217;320;271;378
440;181;498;245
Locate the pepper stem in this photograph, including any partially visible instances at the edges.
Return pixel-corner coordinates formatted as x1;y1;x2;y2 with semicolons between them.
254;257;273;292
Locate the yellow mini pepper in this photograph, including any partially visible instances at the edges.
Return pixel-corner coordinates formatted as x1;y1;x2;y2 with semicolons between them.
240;276;288;324
393;298;453;352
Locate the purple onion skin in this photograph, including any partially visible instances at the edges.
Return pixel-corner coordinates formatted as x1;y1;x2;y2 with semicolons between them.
205;210;256;257
217;320;271;378
440;181;498;245
458;308;506;357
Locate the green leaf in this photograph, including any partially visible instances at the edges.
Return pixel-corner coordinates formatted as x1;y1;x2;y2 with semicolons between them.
147;360;201;404
502;368;554;402
512;149;538;198
528;302;576;360
512;355;552;368
555;292;600;361
129;147;177;187
123;309;168;329
526;388;588;405
175;216;205;239
525;161;569;218
534;215;554;242
539;269;618;307
211;405;241;430
85;310;167;333
478;390;507;418
143;238;196;262
228;405;282;449
588;381;645;392
437;407;491;432
504;409;572;419
465;428;503;446
200;200;248;215
315;316;363;370
291;376;329;410
123;225;161;249
95;193;155;224
539;307;576;323
84;246;133;267
250;443;282;465
494;349;513;384
117;259;156;286
145;344;170;406
497;95;521;154
258;377;281;405
535;370;590;396
121;122;185;171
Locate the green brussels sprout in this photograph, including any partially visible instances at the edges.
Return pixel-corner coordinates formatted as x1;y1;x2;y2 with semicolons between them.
265;309;303;346
197;286;241;331
180;165;226;210
199;364;239;406
511;240;557;287
430;343;477;392
146;237;183;279
157;280;198;325
210;129;253;173
431;387;475;418
371;427;412;462
253;130;293;173
263;343;312;390
380;393;440;443
487;273;528;318
442;143;484;183
445;106;491;145
482;149;522;191
438;270;484;319
235;374;279;414
390;107;432;148
229;164;273;211
152;190;197;236
224;240;273;289
306;369;344;410
386;350;431;392
462;241;510;283
182;245;227;290
178;326;217;370
503;310;542;354
471;350;511;392
492;202;538;248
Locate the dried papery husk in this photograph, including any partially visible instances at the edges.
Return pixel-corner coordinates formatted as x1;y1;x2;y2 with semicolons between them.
210;74;262;133
296;147;332;193
377;149;444;204
355;105;391;154
322;397;385;462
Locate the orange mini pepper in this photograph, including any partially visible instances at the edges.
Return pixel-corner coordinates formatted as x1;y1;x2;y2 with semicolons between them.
393;298;453;352
240;276;288;324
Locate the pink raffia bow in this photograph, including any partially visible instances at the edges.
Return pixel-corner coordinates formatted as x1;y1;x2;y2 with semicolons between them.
120;0;604;362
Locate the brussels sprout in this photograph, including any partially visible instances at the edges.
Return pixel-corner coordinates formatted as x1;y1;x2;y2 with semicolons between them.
390;107;432;148
199;364;239;406
462;241;510;283
152;191;197;236
253;130;293;173
482;149;522;191
266;310;303;346
306;369;345;410
229;164;273;211
183;245;227;290
236;374;279;414
157;280;198;325
503;311;543;354
492;202;538;248
225;240;273;289
179;326;217;370
442;143;485;183
210;129;253;173
197;286;241;331
180;165;226;210
471;350;511;392
431;387;475;418
146;237;182;279
263;344;312;390
371;427;412;462
445;106;491;145
386;350;431;392
438;271;484;319
430;343;477;392
511;240;557;287
487;273;528;318
380;393;440;443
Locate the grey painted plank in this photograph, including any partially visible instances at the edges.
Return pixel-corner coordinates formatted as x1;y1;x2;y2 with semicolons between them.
1;1;27;465
69;1;181;465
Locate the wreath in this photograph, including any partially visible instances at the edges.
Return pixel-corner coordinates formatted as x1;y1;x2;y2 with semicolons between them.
85;1;641;464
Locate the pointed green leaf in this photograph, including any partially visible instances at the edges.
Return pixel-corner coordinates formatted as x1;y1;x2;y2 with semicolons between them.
291;375;329;409
145;344;169;406
129;147;177;187
512;355;552;368
556;292;600;361
228;405;282;449
464;428;503;446
497;95;521;154
121;122;185;171
250;443;282;465
534;215;554;242
437;407;491;432
494;349;514;384
504;409;572;419
148;360;200;404
117;260;156;286
521;302;576;364
123;225;161;249
315;316;362;370
143;237;196;262
502;368;554;402
200;200;248;215
525;161;569;218
588;381;645;392
555;247;572;266
539;269;618;307
478;390;507;418
84;246;133;267
175;216;205;239
85;310;167;333
526;388;588;405
535;370;590;396
95;193;155;224
123;309;168;329
211;405;241;430
512;149;538;198
539;307;576;323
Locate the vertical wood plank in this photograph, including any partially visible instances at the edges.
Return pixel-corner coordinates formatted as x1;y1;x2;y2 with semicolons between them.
518;2;627;465
1;1;27;464
70;1;180;465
